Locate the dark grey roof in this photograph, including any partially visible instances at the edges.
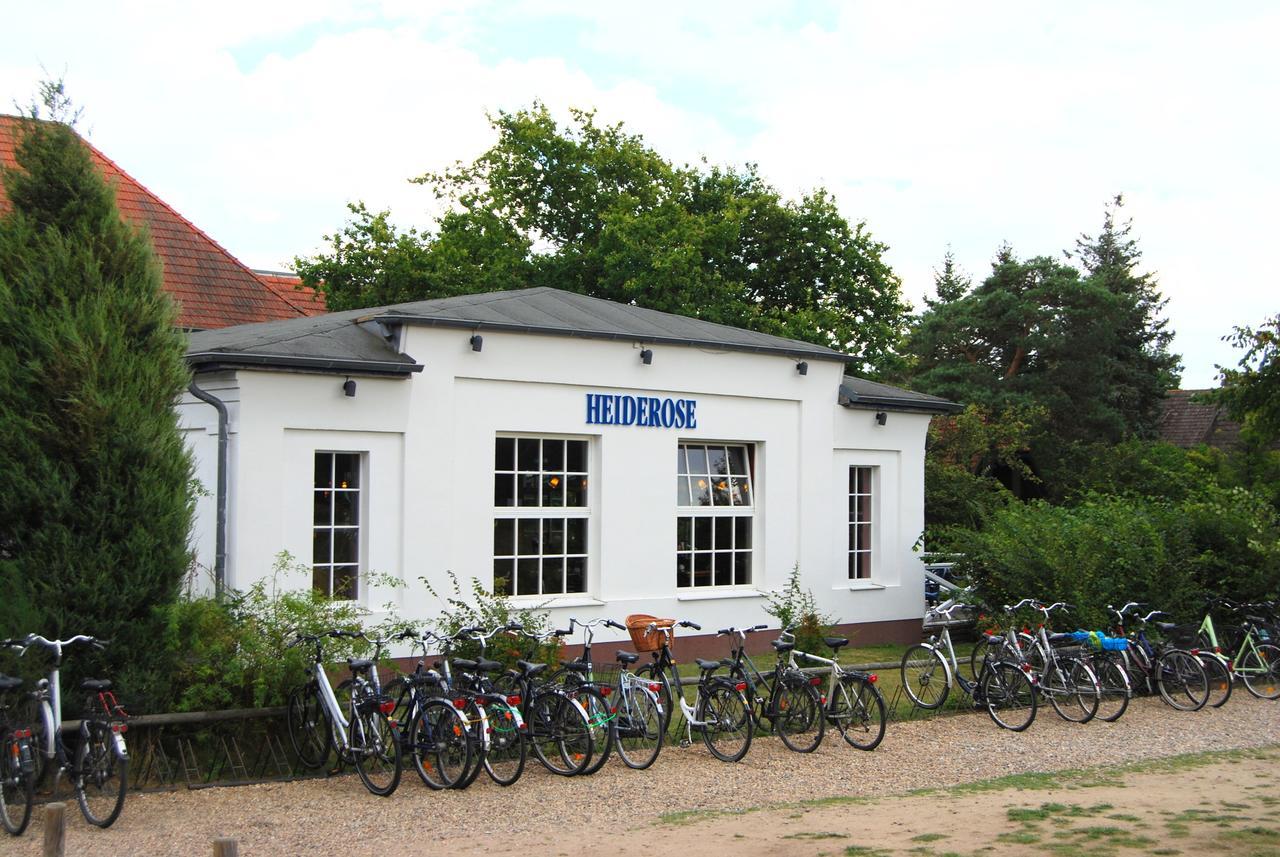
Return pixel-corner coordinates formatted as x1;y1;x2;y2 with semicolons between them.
839;376;961;414
372;288;849;361
186;308;422;376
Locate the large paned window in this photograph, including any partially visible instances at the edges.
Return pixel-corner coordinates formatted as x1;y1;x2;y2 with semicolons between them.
848;466;873;579
676;443;754;588
313;452;362;599
494;437;589;597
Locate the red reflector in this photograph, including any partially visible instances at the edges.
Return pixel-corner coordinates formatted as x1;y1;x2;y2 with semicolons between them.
734;682;747;692
379;700;395;715
1191;648;1200;656
809;676;822;686
453;698;467;709
648;683;661;693
819;696;826;705
600;686;612;697
506;695;521;707
1214;647;1221;654
610;707;617;714
112;723;127;733
1020;664;1032;673
868;674;878;684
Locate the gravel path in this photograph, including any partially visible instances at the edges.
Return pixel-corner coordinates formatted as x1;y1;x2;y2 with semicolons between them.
11;696;1279;856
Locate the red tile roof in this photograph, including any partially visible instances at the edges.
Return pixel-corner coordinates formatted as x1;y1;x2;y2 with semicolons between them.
0;115;312;329
254;270;327;317
1158;389;1241;450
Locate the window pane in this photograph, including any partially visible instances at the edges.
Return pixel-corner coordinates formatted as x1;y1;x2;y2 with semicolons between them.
707;446;728;476
857;467;870;495
333;528;358;564
677;476;691;506
727;446;747;476
711;476;731;506
693;552;712;587
848;553;858;579
728;478;744;506
693;517;712;551
734;552;752;586
542;518;564;555
495;437;515;471
850;523;858;552
714;516;734;550
566;440;588;473
856;493;871;523
714;553;732;587
494;559;514;595
543;474;565;507
677;446;688;475
313;490;330;525
542;558;564;595
334;454;359;490
312;565;330;595
517;438;540;471
849;466;859;493
734;517;752;549
517;558;539;595
676;554;691;589
542;439;564;471
858;524;871;555
857;551;871;579
676;517;692;551
517;519;540;554
566;556;586;593
314;454;331;489
333;491;359;526
566;476;588;507
738;479;751;504
692;476;711;506
493;519;515;556
334;567;357;601
566;518;587;554
494;474;515;507
312;529;332;565
518;474;539;506
686;446;708;474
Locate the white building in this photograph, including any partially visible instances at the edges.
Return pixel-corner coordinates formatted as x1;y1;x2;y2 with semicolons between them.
181;288;957;652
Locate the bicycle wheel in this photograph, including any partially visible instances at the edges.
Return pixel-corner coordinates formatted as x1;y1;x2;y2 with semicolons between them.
1156;650;1208;711
572;685;614;775
830;675;886;751
1092;655;1132;723
482;701;528;786
968;637;995;682
528;693;591;776
697;683;753;762
1198;653;1233;707
74;721;127;828
0;730;34;836
980;663;1037;731
349;708;401;797
774;678;825;753
1045;657;1099;724
287;683;331;770
455;701;487;789
614;682;663;769
900;644;951;710
1239;643;1280;700
635;664;674;733
409;699;470;789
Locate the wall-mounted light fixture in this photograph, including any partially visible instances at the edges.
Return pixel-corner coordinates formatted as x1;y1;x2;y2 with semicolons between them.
796;361;808;376
343;378;357;398
640;348;653;365
470;334;483;352
875;411;887;426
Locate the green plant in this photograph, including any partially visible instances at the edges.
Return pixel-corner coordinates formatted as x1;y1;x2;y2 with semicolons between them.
421;570;561;668
763;565;838;654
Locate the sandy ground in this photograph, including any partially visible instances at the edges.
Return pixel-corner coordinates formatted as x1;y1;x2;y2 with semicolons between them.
8;695;1279;856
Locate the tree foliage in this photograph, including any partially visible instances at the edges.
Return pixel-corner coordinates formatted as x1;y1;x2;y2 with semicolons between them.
0;96;194;710
1207;314;1280;442
297;104;909;371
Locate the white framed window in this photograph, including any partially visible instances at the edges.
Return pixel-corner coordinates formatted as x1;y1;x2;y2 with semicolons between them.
676;443;754;588
493;436;589;597
848;466;873;579
313;451;363;599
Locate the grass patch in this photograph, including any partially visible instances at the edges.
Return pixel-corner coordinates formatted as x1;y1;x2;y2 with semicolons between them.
782;832;850;840
843;846;891;856
996;830;1042;844
910;833;947;843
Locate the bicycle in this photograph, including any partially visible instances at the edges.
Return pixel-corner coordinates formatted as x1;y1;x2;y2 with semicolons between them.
1109;605;1209;711
1004;599;1101;724
1196;598;1280;700
600;620;666;769
543;618;623;774
17;634;128;827
900;604;1039;731
721;625;826;753
792;632;887;751
0;657;36;836
633;620;755;761
382;630;472;789
285;630;402;796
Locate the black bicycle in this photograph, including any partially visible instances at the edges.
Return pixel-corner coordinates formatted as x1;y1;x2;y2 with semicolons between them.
382;630;472;789
0;655;36;836
722;625;826;753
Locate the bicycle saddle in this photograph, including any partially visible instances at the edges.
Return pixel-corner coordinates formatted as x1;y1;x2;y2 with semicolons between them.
515;659;547;677
695;658;721;671
616;650;639;665
1247;615;1267;624
771;639;795;653
561;660;590;673
824;637;849;651
987;635;1005;645
0;675;22;691
80;679;112;692
1155;622;1177;632
347;658;374;671
477;658;505;673
452;658;478;671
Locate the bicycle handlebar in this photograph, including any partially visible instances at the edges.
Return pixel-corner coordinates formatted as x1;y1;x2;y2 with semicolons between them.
20;634;105;654
679;621;702;630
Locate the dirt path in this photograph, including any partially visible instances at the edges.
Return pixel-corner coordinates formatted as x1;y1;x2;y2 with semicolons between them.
9;696;1279;856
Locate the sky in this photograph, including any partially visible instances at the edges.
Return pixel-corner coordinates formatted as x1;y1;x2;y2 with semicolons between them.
2;1;1276;387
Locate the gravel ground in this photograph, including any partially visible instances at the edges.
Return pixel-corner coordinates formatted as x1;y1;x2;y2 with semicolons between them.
11;695;1279;856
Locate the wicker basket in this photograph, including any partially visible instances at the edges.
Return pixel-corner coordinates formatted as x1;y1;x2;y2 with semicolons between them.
626;614;675;653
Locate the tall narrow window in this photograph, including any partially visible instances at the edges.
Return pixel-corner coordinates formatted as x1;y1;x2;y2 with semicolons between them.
848;466;873;579
677;443;754;588
493;436;589;597
314;452;362;599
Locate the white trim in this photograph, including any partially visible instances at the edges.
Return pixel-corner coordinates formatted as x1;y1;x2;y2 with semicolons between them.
836;581;888;592
676;589;766;602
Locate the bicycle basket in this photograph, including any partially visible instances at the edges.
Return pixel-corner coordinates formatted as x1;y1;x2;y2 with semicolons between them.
1162;623;1200;648
625;614;675;653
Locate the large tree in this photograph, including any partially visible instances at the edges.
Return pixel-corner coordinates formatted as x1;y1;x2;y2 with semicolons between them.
297;105;909;371
1207;314;1280;443
0;86;194;708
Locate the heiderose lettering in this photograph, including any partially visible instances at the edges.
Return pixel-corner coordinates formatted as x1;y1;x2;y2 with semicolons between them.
585;393;696;429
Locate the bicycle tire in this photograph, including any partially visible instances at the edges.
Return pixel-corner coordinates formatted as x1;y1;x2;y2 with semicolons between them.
1156;649;1208;711
528;692;591;776
774;676;825;753
613;682;663;769
409;699;470;789
482;700;528;786
286;683;331;770
349;708;401;797
968;637;995;682
74;721;127;828
331;678;355;764
1239;643;1280;700
1198;653;1233;707
697;682;753;762
571;685;614;775
1045;657;1099;724
1092;655;1132;723
900;644;951;710
0;729;34;836
830;675;886;751
455;700;487;789
980;662;1037;731
635;663;674;734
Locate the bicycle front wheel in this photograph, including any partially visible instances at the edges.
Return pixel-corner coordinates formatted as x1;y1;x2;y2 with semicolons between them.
409;699;471;789
1198;653;1233;707
1156;650;1208;711
697;683;753;762
614;683;663;770
1093;655;1132;723
350;708;401;797
980;663;1037;731
75;721;128;828
1045;658;1099;724
528;693;590;776
482;702;528;786
287;683;331;770
830;675;886;751
1239;643;1280;700
774;679;825;753
635;664;674;734
572;685;615;775
900;644;951;710
0;730;34;836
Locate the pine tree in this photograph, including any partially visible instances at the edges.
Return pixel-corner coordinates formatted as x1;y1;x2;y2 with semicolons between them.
0;89;194;708
925;247;971;308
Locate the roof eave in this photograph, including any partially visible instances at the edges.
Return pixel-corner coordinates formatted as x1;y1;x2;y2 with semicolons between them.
186;351;423;377
839;392;963;415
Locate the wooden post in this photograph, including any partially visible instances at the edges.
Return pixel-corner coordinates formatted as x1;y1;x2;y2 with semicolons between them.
212;837;239;857
42;802;66;857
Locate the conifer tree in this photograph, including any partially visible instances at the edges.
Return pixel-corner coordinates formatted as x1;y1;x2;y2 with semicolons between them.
0;84;193;707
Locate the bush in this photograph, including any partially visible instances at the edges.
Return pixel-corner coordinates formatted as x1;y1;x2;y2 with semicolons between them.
762;565;837;655
422;570;561;668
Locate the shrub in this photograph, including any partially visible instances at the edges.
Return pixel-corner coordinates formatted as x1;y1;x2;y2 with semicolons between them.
762;565;837;655
421;570;560;668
